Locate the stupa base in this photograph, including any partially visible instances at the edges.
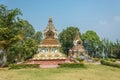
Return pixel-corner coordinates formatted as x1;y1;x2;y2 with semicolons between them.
27;59;66;65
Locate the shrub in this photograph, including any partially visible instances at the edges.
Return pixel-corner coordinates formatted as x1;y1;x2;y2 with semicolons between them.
110;58;116;62
59;63;85;68
9;64;39;69
105;58;116;62
93;58;100;61
100;60;120;68
76;58;84;62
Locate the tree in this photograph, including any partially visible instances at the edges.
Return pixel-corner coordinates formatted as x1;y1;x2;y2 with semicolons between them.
0;4;42;66
32;31;42;44
81;30;102;57
7;20;42;62
58;26;80;54
102;38;111;58
113;40;120;59
0;4;22;66
16;19;35;38
102;38;120;59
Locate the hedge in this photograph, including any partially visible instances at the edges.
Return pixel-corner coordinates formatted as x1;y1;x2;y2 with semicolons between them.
9;64;39;69
100;60;120;68
104;58;116;62
59;63;85;68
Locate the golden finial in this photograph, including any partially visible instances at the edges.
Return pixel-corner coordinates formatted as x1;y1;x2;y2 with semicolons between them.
48;16;53;30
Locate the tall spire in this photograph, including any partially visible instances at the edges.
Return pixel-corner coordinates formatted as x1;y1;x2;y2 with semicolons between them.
74;31;82;45
74;31;81;40
48;16;53;30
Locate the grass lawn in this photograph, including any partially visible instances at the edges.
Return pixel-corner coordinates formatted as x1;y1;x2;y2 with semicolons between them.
0;64;120;80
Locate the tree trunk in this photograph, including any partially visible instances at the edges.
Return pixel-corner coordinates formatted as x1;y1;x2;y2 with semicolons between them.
18;53;22;62
1;50;7;67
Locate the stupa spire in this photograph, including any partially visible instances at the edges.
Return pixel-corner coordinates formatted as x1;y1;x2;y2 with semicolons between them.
74;31;81;40
73;31;82;45
48;16;53;30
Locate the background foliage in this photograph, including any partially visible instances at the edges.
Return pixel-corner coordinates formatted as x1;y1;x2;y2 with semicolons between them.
0;4;42;66
0;4;120;67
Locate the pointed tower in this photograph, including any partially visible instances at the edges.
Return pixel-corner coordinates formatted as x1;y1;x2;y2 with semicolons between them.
74;31;81;40
33;17;66;60
73;31;82;46
42;17;59;45
69;31;86;58
48;16;53;30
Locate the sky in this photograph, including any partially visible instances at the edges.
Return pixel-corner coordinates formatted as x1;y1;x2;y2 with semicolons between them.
0;0;120;41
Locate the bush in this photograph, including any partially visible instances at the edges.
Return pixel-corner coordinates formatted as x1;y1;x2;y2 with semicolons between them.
93;58;100;61
9;64;39;69
100;60;120;68
76;58;84;62
59;63;85;68
105;58;116;62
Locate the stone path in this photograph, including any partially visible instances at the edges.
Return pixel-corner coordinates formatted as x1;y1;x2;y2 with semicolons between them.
40;65;59;68
85;62;101;65
116;61;120;63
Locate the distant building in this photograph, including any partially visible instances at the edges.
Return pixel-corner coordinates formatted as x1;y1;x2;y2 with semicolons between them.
69;31;87;59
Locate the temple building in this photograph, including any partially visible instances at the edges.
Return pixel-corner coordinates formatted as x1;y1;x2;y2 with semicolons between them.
33;17;66;60
69;31;87;59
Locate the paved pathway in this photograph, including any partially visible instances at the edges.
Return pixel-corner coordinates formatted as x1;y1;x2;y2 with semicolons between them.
116;61;120;63
85;62;101;65
40;65;59;68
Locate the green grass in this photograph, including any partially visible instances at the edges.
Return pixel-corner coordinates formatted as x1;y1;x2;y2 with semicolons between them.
0;64;120;80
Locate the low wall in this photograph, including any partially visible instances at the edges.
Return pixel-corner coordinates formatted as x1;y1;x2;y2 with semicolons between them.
27;59;66;65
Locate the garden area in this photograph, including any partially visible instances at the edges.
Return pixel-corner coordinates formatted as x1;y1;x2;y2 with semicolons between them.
0;64;120;80
0;3;120;80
